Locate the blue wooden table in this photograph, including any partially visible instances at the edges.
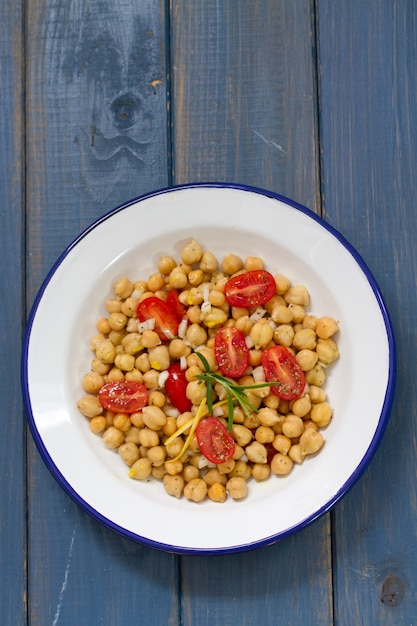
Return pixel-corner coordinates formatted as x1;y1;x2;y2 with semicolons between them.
2;1;416;624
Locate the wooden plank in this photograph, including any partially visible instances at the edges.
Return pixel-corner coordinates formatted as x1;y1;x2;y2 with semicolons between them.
171;2;333;624
318;1;417;623
25;1;179;624
0;1;26;623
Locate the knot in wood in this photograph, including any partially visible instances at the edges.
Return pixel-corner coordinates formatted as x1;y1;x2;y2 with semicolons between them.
111;93;141;130
381;575;404;607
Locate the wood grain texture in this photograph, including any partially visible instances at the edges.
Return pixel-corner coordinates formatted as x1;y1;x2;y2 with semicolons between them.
171;2;333;624
0;0;26;623
171;0;321;213
318;1;417;623
25;1;178;624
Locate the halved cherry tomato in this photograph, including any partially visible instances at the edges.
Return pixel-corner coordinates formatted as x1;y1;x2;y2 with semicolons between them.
224;269;276;307
165;362;192;413
196;417;235;464
98;380;148;413
214;327;249;378
261;345;306;401
166;290;187;323
137;296;179;341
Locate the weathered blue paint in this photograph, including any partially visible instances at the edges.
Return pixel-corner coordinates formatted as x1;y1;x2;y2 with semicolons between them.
3;0;416;623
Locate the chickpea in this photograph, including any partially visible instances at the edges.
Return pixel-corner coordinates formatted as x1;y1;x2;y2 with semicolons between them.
125;426;142;444
226;476;248;500
152;465;166;480
122;332;142;355
204;468;227;486
199;251;218;273
140;330;161;349
118;442;140;466
262;392;280;410
186;323;208;349
289;444;305;464
148;345;170;371
244;255;263;271
165;437;184;459
121;297;139;318
106;298;122;314
129;457;152;480
271;453;293;476
77;394;103;418
228;460;252;480
125;369;143;383
113;276;134;300
250;318;274;349
252;463;271;481
96;339;116;364
300;429;324;455
284;285;310;306
164;459;183;475
310;402;333;428
291;395;312;418
231;424;253;447
274;273;291;294
113;413;131;432
96;317;111;334
90;415;107;434
169;267;188;290
142;405;167;430
130;412;145;429
257;407;280;427
217;459;235;475
186;380;207;406
187;305;202;324
180;239;203;264
293;328;317;351
305;364;326;387
274;324;294;347
91;358;111;375
316;338;339;365
201;307;228;328
81;372;104;394
271;305;293;324
255;425;275;444
147;390;166;408
245;441;267;464
108;312;127;331
114;353;135;372
183;464;200;482
142;369;160;389
309;385;327;404
147;273;165;292
102;426;124;450
222;254;243;274
316;316;339;339
208;482;227;503
282;414;305;439
168;338;190;360
158;255;177;275
272;434;292;455
163;474;185;498
138;427;160;448
296;349;318;372
147;445;167;467
184;478;208;502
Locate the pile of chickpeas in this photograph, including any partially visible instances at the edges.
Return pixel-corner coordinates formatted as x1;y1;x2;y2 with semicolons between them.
77;239;340;503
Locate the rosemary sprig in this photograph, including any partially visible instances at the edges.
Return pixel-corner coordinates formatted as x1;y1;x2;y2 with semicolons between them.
195;352;281;432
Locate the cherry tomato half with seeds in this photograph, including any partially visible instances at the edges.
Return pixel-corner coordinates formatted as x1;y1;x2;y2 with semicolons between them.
98;380;148;413
196;417;236;464
214;326;249;378
224;269;276;308
261;345;306;401
165;362;192;413
137;296;179;341
166;290;187;323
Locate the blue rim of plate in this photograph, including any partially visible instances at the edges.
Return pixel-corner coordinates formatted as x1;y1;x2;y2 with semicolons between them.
21;182;397;555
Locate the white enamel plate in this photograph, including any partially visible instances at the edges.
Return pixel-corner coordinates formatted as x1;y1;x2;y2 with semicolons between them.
22;184;396;554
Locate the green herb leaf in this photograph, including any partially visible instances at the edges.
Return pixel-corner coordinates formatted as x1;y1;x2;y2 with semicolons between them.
195;352;279;433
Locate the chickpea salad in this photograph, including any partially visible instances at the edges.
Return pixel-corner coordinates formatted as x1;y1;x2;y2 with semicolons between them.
77;239;340;504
